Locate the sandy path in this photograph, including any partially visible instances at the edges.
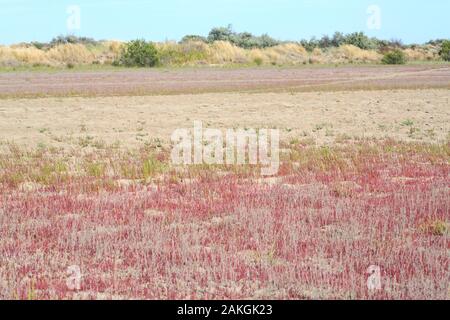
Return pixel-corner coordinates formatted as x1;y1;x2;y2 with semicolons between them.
0;89;448;148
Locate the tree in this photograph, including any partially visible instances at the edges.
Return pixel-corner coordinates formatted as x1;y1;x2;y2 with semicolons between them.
207;25;234;42
319;35;332;49
259;34;279;48
331;32;345;47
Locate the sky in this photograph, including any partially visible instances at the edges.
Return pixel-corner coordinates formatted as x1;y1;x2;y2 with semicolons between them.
0;0;449;45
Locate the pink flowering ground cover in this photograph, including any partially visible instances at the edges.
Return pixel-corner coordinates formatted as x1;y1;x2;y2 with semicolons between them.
0;139;448;299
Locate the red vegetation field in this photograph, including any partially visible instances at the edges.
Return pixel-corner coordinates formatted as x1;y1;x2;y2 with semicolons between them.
0;140;448;299
0;65;449;98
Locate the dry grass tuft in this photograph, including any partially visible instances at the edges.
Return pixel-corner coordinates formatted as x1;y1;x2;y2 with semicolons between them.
330;45;382;63
207;41;248;64
251;43;308;65
403;46;439;61
0;46;48;67
47;44;96;65
418;219;449;236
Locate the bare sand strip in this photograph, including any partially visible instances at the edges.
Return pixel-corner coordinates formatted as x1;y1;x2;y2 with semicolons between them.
0;89;448;148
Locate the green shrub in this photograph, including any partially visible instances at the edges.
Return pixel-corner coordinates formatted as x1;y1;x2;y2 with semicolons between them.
300;38;319;52
207;25;279;49
344;32;377;50
119;40;159;67
253;57;263;66
31;41;47;50
208;25;234;42
382;50;407;65
232;32;279;49
157;47;184;66
180;35;207;43
158;42;208;66
300;32;379;51
50;35;98;47
439;40;450;61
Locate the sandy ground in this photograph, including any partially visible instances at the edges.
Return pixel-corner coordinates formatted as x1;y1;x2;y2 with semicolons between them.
0;89;448;148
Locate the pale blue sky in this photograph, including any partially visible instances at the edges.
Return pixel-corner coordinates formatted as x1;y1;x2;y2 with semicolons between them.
0;0;448;45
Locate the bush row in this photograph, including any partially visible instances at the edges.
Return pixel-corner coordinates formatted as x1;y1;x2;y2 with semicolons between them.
116;39;450;67
4;32;449;68
20;31;450;54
